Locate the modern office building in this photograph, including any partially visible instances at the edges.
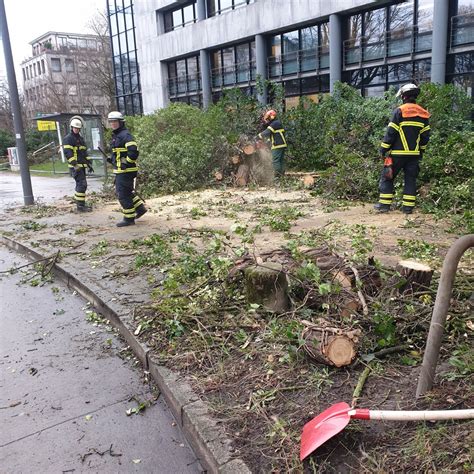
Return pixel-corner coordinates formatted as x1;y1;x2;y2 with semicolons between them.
107;0;473;115
21;32;113;119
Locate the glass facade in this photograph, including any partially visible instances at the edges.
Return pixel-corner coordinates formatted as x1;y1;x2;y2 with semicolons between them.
107;0;142;115
345;1;434;65
121;0;473;110
211;41;256;87
164;2;197;32
268;22;329;78
207;0;254;17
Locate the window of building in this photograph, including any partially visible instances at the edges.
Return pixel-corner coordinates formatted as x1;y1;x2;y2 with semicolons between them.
451;0;474;47
207;0;253;16
168;55;200;96
51;58;61;72
69;84;78;95
41;60;45;74
269;22;329;78
65;59;75;73
22;68;26;81
164;1;196;32
211;41;255;88
33;63;37;76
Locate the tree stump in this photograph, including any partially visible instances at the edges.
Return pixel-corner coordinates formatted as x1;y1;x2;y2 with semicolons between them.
231;155;241;165
214;171;223;181
235;163;250;186
301;319;360;367
244;262;290;312
242;144;256;155
396;260;433;294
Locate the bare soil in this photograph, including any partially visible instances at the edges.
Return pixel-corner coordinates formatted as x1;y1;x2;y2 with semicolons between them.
1;184;472;473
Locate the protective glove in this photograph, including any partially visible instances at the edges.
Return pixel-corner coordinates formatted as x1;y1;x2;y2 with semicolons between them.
383;157;393;180
73;164;81;171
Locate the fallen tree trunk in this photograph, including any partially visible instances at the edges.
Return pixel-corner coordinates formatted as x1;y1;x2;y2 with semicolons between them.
235;164;250;187
396;260;433;294
301;319;360;367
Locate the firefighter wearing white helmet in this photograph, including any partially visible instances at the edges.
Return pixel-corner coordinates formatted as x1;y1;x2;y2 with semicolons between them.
375;83;431;215
108;111;147;227
63;116;93;212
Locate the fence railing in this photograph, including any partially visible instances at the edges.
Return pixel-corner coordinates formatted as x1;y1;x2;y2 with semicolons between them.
451;12;474;48
267;47;329;78
343;25;433;66
168;72;201;96
211;60;256;88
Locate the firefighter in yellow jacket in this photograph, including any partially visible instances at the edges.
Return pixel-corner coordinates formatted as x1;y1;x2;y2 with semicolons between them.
258;109;288;178
375;83;430;215
63;118;93;212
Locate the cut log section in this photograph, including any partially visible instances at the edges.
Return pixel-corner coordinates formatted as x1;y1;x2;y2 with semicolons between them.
231;155;241;165
214;171;223;181
396;260;433;294
235;163;250;187
302;175;315;188
301;319;360;367
244;262;290;312
242;144;256;155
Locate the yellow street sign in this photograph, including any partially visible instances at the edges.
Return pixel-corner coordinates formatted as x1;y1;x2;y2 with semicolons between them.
37;120;57;131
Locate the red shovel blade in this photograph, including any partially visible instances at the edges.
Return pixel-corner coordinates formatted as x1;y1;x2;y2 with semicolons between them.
300;402;351;461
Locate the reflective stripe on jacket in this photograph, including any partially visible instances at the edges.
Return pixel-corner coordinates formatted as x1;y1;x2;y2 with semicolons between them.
63;132;89;168
380;103;430;157
258;119;287;150
110;126;139;174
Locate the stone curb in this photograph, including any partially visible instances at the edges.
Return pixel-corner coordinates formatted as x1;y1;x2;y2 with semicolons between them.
1;236;252;474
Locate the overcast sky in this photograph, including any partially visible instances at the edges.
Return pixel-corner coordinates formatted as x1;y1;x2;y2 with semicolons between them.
1;0;105;80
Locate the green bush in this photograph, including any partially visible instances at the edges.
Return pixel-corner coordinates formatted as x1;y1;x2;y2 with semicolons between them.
0;128;15;156
127;82;472;218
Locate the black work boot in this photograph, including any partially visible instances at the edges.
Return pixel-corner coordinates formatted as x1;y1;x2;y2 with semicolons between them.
76;203;92;213
402;206;413;215
135;205;147;219
116;218;135;227
374;203;390;213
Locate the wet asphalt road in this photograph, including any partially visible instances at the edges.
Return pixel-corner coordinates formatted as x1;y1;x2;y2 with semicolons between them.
0;172;103;208
0;246;201;473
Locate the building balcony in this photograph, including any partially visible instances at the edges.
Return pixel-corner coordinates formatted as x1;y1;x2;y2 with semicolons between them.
211;60;256;88
343;26;433;68
451;12;474;49
268;47;329;79
168;72;201;97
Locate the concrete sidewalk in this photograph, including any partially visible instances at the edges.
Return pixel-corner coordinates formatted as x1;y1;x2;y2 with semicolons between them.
0;245;201;473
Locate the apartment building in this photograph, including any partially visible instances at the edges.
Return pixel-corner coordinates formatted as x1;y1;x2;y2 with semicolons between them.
107;0;473;115
21;31;113;119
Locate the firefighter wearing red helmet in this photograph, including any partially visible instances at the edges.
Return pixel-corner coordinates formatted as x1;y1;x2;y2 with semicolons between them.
258;109;288;178
375;83;430;214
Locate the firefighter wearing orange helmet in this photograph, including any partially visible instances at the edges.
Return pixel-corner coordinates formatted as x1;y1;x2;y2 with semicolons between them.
258;109;288;178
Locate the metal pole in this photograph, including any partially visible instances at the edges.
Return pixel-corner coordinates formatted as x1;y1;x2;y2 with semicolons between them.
416;234;474;398
0;0;34;205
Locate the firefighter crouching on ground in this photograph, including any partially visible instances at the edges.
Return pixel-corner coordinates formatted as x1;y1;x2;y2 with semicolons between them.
63;118;93;212
108;111;147;227
258;109;288;179
375;83;431;215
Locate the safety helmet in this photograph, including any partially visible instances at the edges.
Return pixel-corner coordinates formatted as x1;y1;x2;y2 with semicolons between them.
108;111;125;121
70;118;82;129
263;109;277;122
396;83;420;99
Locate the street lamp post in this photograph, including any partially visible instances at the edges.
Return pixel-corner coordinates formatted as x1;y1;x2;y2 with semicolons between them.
0;0;34;205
